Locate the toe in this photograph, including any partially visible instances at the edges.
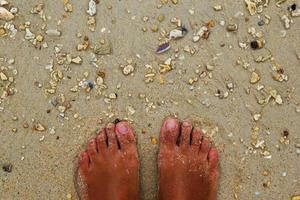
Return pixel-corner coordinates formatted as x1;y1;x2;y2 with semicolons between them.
106;123;118;151
115;121;136;151
79;151;90;175
208;147;219;170
159;117;180;147
87;139;98;162
180;120;193;148
191;127;202;151
96;129;107;152
200;138;210;156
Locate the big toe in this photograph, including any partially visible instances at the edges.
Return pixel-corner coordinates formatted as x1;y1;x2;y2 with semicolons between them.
115;121;137;151
160;117;180;147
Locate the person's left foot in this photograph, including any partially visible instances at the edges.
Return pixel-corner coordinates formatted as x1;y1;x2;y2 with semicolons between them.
77;121;139;200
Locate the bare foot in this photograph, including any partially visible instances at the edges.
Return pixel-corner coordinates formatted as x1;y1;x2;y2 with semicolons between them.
77;121;139;200
158;117;219;200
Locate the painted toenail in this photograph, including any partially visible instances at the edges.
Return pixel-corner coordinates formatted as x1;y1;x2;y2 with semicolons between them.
165;119;177;130
117;123;129;134
182;121;190;127
89;140;95;145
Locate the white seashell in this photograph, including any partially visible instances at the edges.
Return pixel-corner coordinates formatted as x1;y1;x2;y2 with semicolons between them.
45;29;61;36
169;29;183;39
0;0;8;6
245;0;257;15
0;7;14;21
25;28;35;40
87;0;96;16
291;9;300;17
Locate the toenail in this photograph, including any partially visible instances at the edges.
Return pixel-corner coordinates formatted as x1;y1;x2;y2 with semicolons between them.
89;140;95;145
165;118;177;130
182;121;191;127
116;123;129;134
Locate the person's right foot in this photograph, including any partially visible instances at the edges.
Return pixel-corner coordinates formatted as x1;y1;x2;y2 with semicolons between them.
158;117;219;200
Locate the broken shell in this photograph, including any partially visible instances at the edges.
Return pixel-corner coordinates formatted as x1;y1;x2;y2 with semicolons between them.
192;35;200;42
0;72;8;81
250;71;260;84
150;136;158;145
194;25;209;41
253;113;261;121
156;42;170;54
245;0;257;15
96;77;104;85
10;7;18;14
275;95;283;105
71;56;83;64
291;9;300;17
87;0;97;16
169;27;187;39
206;64;215;71
171;0;178;5
281;15;291;29
25;28;35;40
33;123;46;132
94;38;112;55
0;7;14;21
127;105;136;115
0;26;6;37
46;29;61;37
250;39;264;49
226;23;238;32
109;93;117;99
0;1;8;6
213;5;223;11
123;64;135;75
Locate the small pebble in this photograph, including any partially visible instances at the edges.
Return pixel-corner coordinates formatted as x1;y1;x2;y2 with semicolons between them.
2;164;12;172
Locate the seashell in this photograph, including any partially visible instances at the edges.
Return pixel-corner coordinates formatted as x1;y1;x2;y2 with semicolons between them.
46;29;61;36
156;42;170;54
0;0;8;6
0;7;14;21
250;39;264;49
169;27;188;40
245;0;257;15
250;71;260;84
87;0;96;16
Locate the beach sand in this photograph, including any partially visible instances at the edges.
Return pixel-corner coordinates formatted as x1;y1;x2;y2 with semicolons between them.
0;0;300;199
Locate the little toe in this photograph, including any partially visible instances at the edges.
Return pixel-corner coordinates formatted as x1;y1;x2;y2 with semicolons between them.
180;120;193;149
200;138;210;156
159;117;180;147
105;123;118;151
96;129;107;153
208;147;219;170
191;127;202;151
115;121;136;151
87;139;98;162
79;151;90;175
